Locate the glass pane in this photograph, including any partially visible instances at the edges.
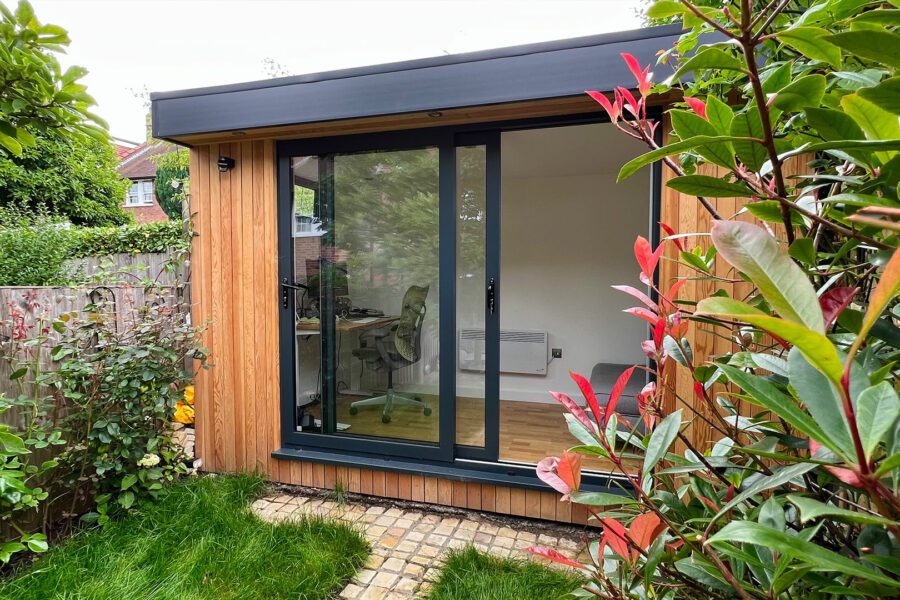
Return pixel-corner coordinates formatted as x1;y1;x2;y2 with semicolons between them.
497;123;650;469
291;156;324;431
456;145;486;447
318;147;440;443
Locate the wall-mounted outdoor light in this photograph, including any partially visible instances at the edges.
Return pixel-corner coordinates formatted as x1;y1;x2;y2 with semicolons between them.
217;155;236;172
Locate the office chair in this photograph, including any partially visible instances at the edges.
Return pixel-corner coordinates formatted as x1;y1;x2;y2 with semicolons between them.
349;285;431;423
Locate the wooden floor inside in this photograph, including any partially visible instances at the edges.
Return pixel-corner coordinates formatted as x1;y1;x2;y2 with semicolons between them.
301;394;621;471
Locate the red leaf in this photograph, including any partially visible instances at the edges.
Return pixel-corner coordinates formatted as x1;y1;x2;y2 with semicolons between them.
527;545;584;570
652;318;666;347
570;371;602;426
667;279;688;304
697;495;720;512
606;367;636;426
621;52;652;96
628;512;666;551
537;456;571;496
693;381;705;399
600;517;631;559
820;286;858;328
612;285;657;310
617;86;641;117
826;465;864;488
684;97;707;120
558;451;582;493
634;236;664;279
586;90;620;121
659;221;684;251
624;306;659;325
550;391;594;431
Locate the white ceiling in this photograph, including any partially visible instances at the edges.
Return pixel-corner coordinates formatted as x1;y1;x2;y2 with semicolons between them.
501;122;647;179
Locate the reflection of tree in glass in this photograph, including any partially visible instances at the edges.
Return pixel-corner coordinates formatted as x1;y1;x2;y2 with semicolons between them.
333;149;440;296
456;146;487;328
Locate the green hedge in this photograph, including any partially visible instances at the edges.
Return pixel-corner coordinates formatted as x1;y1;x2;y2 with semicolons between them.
68;220;189;259
0;218;190;286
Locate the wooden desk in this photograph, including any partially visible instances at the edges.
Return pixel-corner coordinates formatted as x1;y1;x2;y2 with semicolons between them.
296;316;399;334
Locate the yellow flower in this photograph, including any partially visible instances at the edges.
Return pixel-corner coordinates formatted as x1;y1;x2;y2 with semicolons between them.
184;385;195;406
174;400;195;425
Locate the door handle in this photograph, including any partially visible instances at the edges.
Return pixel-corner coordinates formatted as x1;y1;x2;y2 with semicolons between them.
487;277;496;315
281;278;308;309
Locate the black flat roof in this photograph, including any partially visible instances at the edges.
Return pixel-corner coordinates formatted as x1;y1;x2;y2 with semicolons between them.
151;24;684;139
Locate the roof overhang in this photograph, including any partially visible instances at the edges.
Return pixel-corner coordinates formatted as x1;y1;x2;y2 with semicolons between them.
151;24;687;144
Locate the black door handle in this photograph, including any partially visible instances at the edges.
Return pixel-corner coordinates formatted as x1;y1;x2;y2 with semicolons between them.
487;277;495;315
281;278;308;309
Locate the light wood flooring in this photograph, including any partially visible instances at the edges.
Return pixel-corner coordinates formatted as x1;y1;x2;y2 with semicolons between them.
301;394;619;471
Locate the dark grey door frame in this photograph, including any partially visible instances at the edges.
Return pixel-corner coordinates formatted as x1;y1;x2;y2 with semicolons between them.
275;110;660;469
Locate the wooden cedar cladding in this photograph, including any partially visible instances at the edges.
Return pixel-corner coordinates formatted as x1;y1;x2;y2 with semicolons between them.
187;141;584;525
187;123;793;524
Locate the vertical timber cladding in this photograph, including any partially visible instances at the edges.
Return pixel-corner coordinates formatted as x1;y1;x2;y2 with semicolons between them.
187;141;586;525
658;124;807;454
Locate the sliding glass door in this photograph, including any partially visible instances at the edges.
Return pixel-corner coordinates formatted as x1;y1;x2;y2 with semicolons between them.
279;134;453;460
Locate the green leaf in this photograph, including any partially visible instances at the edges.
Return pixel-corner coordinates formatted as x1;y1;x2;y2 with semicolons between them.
671;47;746;82
805;107;865;141
569;491;634;506
731;107;767;172
711;462;818;525
745;201;805;226
0;432;28;455
788;237;816;266
697;297;842;385
646;0;685;20
710;221;825;333
820;193;900;208
707;521;900;586
857;382;900;461
119;490;136;509
668;175;751;198
718;364;840;455
788;347;854;456
671;110;734;169
875;453;900;478
859;248;900;344
120;473;138;491
858;76;900;115
842;93;900;143
832;69;886;91
778;27;842;68
788;494;899;527
826;30;900;69
617;135;755;181
772;75;826;112
705;96;734;135
643;410;681;473
0;131;23;156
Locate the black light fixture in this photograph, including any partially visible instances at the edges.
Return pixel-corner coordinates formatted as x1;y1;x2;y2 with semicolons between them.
217;155;235;172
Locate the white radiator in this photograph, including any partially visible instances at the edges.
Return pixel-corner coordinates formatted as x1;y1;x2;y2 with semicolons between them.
459;329;548;375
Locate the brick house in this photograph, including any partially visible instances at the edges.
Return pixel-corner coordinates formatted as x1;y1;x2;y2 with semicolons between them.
116;141;172;224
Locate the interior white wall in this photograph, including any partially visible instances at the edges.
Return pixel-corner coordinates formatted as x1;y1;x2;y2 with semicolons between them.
456;123;651;403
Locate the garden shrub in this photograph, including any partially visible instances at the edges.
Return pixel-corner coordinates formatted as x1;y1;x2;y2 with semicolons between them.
531;1;900;598
0;208;72;286
67;220;189;258
0;258;206;564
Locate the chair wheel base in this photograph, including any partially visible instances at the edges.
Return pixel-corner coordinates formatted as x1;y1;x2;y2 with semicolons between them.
382;414;391;424
423;407;432;416
349;406;358;416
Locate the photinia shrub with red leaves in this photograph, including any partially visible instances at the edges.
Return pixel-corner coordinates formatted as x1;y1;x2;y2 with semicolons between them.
529;1;900;598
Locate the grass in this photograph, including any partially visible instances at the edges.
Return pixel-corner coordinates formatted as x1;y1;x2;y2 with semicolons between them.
0;474;369;600
425;547;584;600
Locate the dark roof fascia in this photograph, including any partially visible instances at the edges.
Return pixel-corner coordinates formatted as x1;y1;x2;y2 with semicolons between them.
151;24;688;139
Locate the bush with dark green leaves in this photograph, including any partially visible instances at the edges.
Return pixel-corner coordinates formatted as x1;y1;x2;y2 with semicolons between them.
153;147;189;220
68;220;188;258
0;209;72;286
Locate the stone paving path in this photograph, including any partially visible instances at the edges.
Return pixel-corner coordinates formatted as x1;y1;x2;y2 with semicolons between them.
252;489;590;600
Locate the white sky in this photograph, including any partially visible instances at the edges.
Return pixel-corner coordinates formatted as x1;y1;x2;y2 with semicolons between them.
30;0;643;142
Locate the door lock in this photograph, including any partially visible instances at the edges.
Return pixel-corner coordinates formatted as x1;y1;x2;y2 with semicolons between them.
281;278;308;309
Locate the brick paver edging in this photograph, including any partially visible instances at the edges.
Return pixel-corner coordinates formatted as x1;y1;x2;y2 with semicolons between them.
252;490;590;600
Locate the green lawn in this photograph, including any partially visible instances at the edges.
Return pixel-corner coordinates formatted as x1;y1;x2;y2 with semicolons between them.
425;547;583;600
0;474;368;600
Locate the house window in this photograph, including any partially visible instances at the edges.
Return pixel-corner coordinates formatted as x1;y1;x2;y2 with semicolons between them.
124;180;153;206
292;179;321;237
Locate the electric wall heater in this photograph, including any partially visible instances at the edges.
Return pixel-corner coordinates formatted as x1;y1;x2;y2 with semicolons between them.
458;329;548;375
